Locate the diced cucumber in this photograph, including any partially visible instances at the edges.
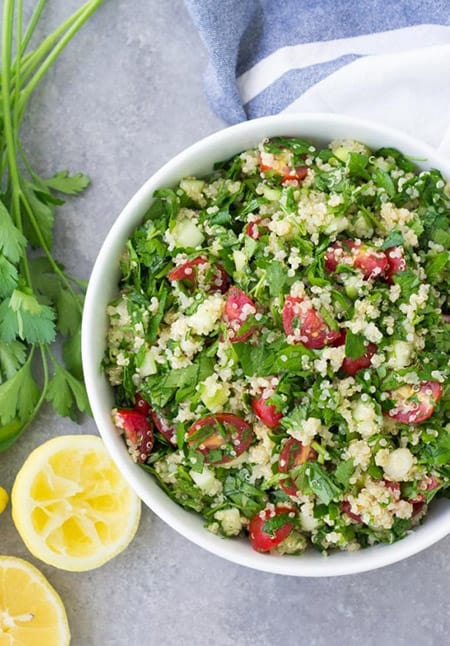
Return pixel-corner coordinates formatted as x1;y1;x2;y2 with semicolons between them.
199;379;230;412
344;275;361;299
138;349;157;377
180;178;205;204
233;249;247;273
334;146;350;162
387;340;413;368
172;218;204;248
190;466;222;496
262;185;282;201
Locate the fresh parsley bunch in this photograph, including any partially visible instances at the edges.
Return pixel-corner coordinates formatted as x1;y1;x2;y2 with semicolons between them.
0;0;104;451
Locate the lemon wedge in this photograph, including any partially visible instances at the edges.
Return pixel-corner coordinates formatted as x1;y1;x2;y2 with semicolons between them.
0;487;8;514
0;555;70;645
12;435;141;572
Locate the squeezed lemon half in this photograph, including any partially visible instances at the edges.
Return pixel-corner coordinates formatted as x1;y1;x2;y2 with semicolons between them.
0;555;70;645
12;435;141;572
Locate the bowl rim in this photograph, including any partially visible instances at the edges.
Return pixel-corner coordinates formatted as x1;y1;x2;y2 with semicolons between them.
82;112;450;577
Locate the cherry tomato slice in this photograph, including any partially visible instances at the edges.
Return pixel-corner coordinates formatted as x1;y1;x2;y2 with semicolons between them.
385;246;406;284
325;240;388;280
278;438;318;496
245;218;268;240
224;287;258;342
341;501;362;523
113;409;154;464
282;296;341;349
385;381;442;424
134;393;151;416
251;396;283;428
341;341;378;376
248;506;294;552
259;150;309;185
151;410;177;445
168;256;229;293
187;413;254;464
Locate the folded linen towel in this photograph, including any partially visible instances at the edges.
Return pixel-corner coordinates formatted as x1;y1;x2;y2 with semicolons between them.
184;0;450;153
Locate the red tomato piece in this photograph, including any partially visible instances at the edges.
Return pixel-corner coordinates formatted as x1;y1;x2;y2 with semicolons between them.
385;246;406;284
278;438;318;496
251;396;283;428
245;218;271;240
187;413;254;465
325;240;388;280
151;410;177;445
259;150;309;185
134;393;151;417
113;409;154;464
248;506;295;552
385;381;442;424
383;479;401;496
409;475;441;514
224;286;258;342
168;256;229;293
341;501;363;523
341;342;378;376
282;296;341;349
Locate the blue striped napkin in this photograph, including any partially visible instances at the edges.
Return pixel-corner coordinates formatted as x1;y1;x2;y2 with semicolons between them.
184;0;450;152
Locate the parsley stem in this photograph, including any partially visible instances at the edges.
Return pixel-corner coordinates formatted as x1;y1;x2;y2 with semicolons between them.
19;191;83;314
1;0;32;287
17;0;104;119
11;2;86;95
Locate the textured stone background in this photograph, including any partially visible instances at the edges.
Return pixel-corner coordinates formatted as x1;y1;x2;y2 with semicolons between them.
1;2;449;645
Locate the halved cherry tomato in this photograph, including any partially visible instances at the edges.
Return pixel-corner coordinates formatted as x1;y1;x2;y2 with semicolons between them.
325;240;388;280
113;409;154;464
278;438;318;496
248;506;295;552
259;150;308;185
341;501;362;523
282;296;341;349
245;218;271;239
409;476;440;516
341;341;378;376
252;395;283;428
385;381;442;424
187;413;254;464
385;246;406;284
134;393;151;416
151;410;177;445
383;479;401;495
224;286;258;342
168;256;229;293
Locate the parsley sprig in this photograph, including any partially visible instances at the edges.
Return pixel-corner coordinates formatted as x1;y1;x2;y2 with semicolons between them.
0;0;103;450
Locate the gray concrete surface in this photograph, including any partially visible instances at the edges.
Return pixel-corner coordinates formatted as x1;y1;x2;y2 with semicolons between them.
1;1;449;645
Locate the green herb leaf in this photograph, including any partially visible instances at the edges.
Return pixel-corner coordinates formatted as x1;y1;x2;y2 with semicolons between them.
334;459;354;488
0;201;27;263
0;354;39;425
294;462;341;505
44;170;90;195
45;362;91;420
345;330;366;359
381;230;405;250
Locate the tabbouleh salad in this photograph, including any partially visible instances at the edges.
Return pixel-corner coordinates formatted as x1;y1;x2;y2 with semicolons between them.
105;137;450;555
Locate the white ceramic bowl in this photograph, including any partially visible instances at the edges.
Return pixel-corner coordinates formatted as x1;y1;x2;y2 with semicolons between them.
82;113;450;576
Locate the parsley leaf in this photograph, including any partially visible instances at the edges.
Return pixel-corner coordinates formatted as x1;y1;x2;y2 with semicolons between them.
0;353;39;425
334;459;354;488
0;201;27;263
44;170;90;195
294;462;341;505
345;330;366;359
0;291;56;344
381;230;405;250
46;361;91;420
